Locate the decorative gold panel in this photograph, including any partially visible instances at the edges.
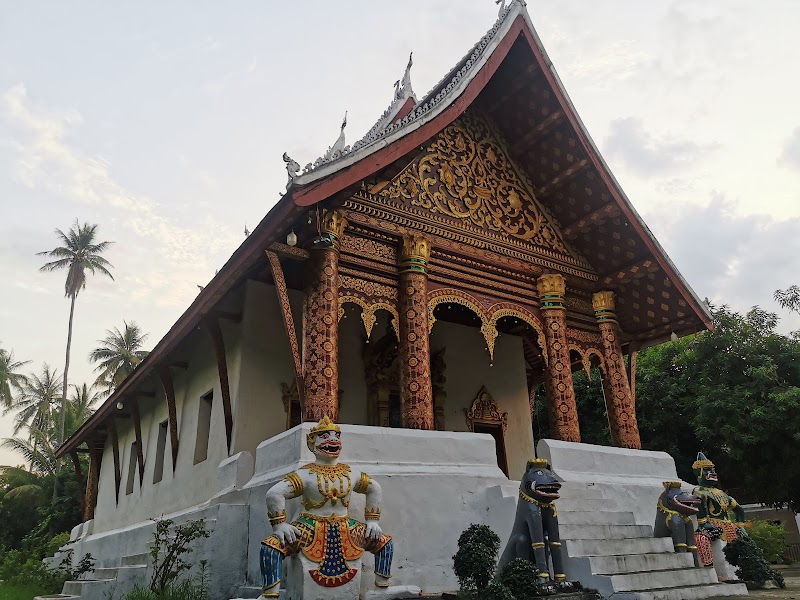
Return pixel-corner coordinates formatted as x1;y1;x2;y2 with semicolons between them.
379;112;569;254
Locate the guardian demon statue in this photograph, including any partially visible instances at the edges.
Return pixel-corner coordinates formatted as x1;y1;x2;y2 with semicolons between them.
654;481;701;566
498;458;574;590
692;452;744;580
259;417;393;598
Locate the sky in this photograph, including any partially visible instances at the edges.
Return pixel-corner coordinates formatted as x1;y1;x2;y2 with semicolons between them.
1;1;799;466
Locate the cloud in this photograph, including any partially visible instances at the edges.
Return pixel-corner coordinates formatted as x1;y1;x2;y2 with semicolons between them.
0;84;240;307
603;117;715;176
778;127;800;172
654;196;800;334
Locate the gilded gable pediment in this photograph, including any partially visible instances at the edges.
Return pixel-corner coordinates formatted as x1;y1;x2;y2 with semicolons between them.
376;112;575;257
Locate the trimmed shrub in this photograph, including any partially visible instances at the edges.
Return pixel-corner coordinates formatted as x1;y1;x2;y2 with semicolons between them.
497;558;539;600
742;520;786;564
453;524;501;591
724;535;785;588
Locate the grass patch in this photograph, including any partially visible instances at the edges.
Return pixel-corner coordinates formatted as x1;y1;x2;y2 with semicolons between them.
0;581;47;600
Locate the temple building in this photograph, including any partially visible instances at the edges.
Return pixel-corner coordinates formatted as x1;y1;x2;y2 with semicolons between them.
54;3;721;599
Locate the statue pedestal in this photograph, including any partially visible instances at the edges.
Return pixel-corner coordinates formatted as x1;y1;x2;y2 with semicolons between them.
285;553;362;600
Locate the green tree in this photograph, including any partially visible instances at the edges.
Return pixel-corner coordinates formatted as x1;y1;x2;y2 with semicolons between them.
89;321;149;395
0;344;29;409
635;306;800;508
5;365;61;436
64;383;99;434
38;220;113;449
774;285;800;315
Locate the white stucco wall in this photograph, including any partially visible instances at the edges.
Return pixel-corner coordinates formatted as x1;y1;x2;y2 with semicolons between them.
431;320;534;480
231;280;302;454
93;330;230;533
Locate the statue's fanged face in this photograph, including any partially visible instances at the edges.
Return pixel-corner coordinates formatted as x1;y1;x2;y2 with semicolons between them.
699;466;718;486
313;430;342;458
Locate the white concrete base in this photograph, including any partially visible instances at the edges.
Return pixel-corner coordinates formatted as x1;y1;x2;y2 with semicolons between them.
244;424;510;596
364;585;422;599
285;553;362;600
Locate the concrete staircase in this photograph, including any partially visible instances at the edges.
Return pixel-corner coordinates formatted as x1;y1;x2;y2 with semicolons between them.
487;482;748;600
52;551;149;600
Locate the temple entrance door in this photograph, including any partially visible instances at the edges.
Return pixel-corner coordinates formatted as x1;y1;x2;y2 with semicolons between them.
465;386;510;478
473;421;509;477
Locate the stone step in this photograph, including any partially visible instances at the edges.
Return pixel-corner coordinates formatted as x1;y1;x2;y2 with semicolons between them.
609;567;717;592
62;577;117;596
552;497;627;512
557;510;637;526
588;551;695;574
635;582;749;600
34;595;80;600
560;524;652;540
121;552;150;566
565;535;674;557
234;585;263;598
556;483;606;499
93;566;119;579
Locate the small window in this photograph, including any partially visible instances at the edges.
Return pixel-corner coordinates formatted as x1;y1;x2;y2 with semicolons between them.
125;442;137;495
153;421;168;483
194;391;213;464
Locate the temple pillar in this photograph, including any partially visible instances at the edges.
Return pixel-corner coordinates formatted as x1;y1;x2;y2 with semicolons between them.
397;234;434;430
592;291;641;449
302;209;347;422
537;274;581;442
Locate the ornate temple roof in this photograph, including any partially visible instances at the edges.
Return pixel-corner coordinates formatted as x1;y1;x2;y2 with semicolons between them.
56;1;711;458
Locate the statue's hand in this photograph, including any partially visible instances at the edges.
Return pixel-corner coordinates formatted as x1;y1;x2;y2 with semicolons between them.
364;521;383;541
273;522;301;546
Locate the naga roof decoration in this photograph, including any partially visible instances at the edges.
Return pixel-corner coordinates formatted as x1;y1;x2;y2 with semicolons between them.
294;1;519;182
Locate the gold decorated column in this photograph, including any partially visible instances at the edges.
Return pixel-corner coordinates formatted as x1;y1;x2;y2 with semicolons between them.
398;234;434;430
593;291;641;449
537;274;581;442
302;209;346;422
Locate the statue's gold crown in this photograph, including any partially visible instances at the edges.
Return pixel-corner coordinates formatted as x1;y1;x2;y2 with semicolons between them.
662;481;682;489
308;415;341;436
527;457;549;470
692;459;714;470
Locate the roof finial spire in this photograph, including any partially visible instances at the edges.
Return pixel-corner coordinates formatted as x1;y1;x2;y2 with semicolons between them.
324;111;348;160
496;0;507;17
394;52;414;101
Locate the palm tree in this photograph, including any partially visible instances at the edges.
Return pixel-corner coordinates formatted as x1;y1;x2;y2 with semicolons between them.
89;321;149;396
6;365;62;436
0;344;29;409
38;220;114;448
1;426;57;477
65;383;100;434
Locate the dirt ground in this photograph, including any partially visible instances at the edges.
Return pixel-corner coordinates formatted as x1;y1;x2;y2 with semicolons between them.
741;568;800;600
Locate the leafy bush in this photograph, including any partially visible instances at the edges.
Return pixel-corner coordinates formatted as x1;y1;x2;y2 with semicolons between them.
497;558;539;599
124;561;208;600
457;580;515;600
724;535;785;588
148;518;209;593
741;520;786;563
46;531;71;556
453;524;500;591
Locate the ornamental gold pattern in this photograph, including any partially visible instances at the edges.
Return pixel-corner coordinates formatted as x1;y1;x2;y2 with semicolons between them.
299;463;353;510
302;248;341;422
399;269;435;430
379;113;569;253
540;308;581;443
320;209;348;244
284;472;304;498
596;317;641;449
353;472;372;495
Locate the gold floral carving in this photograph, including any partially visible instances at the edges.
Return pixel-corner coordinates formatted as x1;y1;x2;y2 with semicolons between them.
568;345;605;377
339;234;396;263
379;113;569;253
339;295;399;338
487;307;549;366
465;386;508;433
320;209;347;240
536;273;566;297
340;274;397;302
427;290;497;358
400;234;431;263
